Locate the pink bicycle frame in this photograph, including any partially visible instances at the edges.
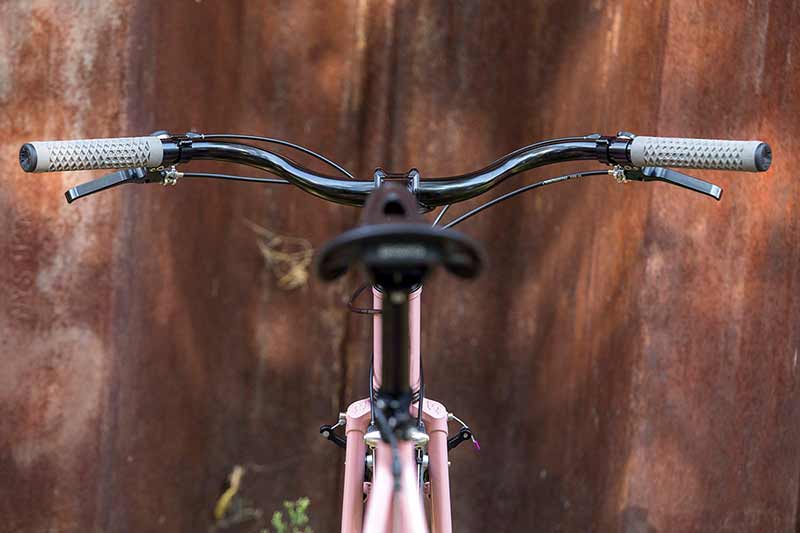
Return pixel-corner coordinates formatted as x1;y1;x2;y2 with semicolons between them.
340;288;453;533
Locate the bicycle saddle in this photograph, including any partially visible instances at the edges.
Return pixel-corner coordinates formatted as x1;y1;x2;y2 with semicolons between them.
316;184;484;284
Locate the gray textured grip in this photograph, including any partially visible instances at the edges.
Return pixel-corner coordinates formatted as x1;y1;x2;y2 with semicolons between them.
24;136;163;173
630;136;770;172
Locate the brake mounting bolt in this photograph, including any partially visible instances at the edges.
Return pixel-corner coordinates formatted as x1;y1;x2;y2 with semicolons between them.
610;165;628;184
161;166;183;186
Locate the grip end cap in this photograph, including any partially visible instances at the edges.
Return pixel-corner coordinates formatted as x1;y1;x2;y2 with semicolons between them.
19;143;38;172
754;142;772;171
65;188;79;203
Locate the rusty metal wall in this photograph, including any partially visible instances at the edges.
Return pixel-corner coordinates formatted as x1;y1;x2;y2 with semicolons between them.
1;1;799;532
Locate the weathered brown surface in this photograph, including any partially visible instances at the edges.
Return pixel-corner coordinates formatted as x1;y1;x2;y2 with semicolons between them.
1;1;799;532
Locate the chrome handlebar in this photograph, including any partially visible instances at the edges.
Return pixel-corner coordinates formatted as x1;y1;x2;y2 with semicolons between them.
183;137;601;207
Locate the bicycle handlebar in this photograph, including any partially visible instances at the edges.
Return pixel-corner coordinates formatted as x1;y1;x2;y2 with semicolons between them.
18;132;772;206
185;138;607;206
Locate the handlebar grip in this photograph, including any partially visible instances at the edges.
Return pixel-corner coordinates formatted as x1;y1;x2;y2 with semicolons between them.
19;136;164;173
629;136;772;172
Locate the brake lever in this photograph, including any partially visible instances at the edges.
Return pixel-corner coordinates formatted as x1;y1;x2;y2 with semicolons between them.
625;166;723;201
64;167;171;203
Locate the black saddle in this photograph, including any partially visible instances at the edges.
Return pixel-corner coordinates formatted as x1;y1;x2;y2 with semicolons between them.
316;184;484;287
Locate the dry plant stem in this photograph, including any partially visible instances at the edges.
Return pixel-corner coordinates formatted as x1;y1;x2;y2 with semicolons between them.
245;220;314;290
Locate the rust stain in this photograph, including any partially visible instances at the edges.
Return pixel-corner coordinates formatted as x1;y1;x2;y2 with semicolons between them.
1;1;800;532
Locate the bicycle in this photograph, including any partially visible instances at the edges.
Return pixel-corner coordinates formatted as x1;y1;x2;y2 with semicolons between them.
18;131;772;532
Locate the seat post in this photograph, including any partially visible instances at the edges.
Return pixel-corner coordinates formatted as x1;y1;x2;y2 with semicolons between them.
372;270;419;439
379;287;411;398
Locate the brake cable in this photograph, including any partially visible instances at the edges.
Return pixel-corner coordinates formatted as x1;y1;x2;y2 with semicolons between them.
441;169;609;229
200;133;357;180
423;137;594;227
483;135;591;167
348;282;381;315
431;204;450;226
182;171;290;185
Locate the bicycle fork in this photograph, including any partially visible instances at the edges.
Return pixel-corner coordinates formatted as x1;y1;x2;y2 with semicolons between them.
340;393;452;533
